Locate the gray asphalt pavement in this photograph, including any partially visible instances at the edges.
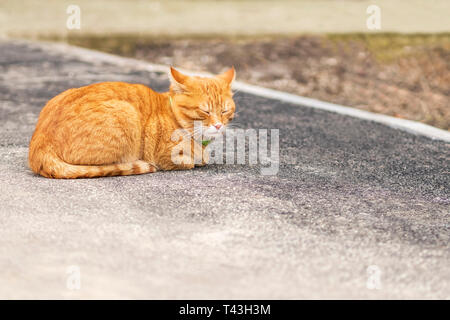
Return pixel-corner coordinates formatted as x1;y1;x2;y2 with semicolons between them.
0;40;449;299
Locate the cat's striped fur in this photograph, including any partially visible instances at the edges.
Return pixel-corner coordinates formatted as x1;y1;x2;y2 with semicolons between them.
28;67;235;178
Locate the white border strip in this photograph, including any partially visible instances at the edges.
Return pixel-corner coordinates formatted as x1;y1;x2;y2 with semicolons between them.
233;82;450;143
18;39;450;143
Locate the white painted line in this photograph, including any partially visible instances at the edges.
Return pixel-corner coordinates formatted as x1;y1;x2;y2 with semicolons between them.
232;82;450;143
19;39;450;143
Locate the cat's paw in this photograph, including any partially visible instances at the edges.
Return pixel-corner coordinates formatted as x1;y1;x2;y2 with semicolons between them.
134;160;157;173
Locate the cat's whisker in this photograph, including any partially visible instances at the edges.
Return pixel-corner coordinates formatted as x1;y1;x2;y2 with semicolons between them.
229;122;240;127
227;120;244;126
232;88;242;96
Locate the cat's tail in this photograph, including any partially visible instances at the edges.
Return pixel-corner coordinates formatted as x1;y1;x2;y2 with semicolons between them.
28;145;156;179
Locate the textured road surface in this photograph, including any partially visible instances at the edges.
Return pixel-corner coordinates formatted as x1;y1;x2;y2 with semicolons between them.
0;40;449;299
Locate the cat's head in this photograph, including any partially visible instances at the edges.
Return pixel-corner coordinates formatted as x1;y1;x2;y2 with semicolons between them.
169;67;236;140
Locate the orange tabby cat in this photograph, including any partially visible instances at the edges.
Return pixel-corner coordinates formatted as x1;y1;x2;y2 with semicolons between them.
28;67;236;178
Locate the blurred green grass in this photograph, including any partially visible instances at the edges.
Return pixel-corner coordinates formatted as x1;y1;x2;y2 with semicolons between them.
41;32;450;64
326;33;450;63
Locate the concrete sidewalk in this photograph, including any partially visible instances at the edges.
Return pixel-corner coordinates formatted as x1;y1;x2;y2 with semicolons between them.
0;40;449;299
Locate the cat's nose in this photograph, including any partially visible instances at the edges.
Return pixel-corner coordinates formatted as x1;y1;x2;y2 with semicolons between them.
214;123;223;130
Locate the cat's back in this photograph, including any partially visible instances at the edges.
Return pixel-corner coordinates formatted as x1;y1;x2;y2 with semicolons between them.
46;81;151;109
30;81;156;148
28;82;156;177
36;82;151;125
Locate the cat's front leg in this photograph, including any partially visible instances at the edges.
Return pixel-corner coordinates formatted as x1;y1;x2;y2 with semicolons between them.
155;151;195;171
168;155;196;170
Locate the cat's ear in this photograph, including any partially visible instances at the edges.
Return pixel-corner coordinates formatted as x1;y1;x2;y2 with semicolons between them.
217;67;235;86
169;67;189;93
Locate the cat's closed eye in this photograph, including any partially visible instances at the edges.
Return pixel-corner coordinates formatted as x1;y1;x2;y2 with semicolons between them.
199;103;210;115
200;109;210;118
